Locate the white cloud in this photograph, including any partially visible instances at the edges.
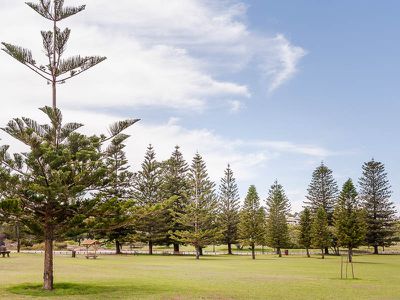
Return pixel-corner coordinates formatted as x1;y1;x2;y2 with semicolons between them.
259;34;307;92
0;0;305;111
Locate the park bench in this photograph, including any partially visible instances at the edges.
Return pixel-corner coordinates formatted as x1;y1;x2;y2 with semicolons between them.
1;251;10;258
85;253;97;259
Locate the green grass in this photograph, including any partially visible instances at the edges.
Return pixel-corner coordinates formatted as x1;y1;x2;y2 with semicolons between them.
1;253;400;299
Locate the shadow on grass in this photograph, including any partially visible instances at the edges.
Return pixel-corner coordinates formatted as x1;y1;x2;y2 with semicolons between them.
7;282;168;298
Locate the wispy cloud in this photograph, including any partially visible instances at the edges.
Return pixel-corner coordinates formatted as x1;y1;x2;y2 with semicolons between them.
259;34;307;92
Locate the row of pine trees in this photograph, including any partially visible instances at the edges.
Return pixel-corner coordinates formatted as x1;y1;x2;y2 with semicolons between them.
89;143;397;260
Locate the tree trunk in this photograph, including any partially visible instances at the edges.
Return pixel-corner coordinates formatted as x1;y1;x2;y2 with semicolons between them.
43;225;54;290
16;223;21;253
228;243;232;255
348;248;353;263
149;240;153;255
251;244;255;260
324;247;329;255
195;246;200;260
321;248;325;259
173;243;180;254
373;245;379;254
278;247;282;257
306;247;310;258
115;240;121;254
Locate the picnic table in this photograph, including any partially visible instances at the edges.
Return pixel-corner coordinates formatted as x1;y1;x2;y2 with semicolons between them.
0;250;10;258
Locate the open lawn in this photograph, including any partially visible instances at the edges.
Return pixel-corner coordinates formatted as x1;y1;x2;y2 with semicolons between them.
1;253;399;299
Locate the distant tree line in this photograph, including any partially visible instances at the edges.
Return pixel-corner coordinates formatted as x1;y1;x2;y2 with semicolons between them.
2;143;398;263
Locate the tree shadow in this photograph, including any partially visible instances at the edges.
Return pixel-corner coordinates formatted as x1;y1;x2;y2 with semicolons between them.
7;282;167;297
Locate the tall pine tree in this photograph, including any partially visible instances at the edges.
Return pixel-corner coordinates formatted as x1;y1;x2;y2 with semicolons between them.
299;207;312;257
133;145;167;255
304;162;338;254
91;134;137;254
161;146;190;253
359;159;397;254
218;164;240;255
238;185;265;260
0;1;136;290
172;153;219;259
334;179;366;262
265;180;290;257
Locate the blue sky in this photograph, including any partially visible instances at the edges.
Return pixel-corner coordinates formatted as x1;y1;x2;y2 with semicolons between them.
0;0;398;212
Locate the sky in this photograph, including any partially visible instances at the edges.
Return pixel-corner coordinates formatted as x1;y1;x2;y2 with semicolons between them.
0;0;399;213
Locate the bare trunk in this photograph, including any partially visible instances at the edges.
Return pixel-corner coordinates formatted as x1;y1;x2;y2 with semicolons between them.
43;225;54;290
373;245;379;254
321;248;325;259
149;240;153;255
306;247;310;258
195;246;200;260
348;248;353;263
16;223;21;253
115;240;121;254
228;243;232;255
173;243;180;254
251;244;255;260
278;247;282;257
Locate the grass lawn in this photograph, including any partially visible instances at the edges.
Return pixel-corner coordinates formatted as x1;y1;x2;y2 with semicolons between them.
1;253;399;299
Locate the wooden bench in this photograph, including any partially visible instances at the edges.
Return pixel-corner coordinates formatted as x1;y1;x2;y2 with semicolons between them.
85;253;97;259
1;251;10;258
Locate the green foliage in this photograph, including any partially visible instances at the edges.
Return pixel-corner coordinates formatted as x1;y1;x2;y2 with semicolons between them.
172;153;220;258
238;186;265;249
0;107;137;240
161;146;190;249
334;179;366;250
265;180;290;254
311;207;330;257
26;1;86;21
89;121;139;252
133;145;168;252
217;164;240;252
305;162;338;223
359;159;397;251
299;207;312;252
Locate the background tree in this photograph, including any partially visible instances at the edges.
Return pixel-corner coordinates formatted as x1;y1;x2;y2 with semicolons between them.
161;146;190;253
311;207;330;259
133;145;167;255
334;179;366;262
0;198;24;252
304;162;338;254
359;159;397;254
0;171;24;252
299;207;312;257
265;180;290;257
88;134;139;255
218;164;240;255
172;153;219;259
238;185;265;260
